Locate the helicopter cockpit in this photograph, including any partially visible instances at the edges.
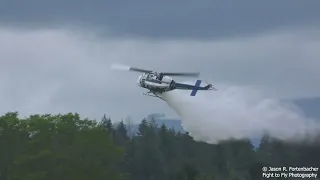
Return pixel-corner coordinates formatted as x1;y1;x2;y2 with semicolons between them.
144;72;159;81
147;73;156;79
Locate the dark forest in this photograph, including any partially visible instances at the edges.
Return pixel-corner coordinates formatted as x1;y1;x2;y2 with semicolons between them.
0;112;319;180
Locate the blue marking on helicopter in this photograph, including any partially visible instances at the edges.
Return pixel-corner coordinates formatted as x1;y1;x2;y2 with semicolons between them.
190;80;202;96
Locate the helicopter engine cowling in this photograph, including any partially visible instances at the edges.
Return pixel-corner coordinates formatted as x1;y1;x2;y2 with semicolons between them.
161;76;175;89
161;76;173;83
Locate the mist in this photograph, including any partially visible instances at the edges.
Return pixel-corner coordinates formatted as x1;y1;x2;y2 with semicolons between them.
162;84;320;144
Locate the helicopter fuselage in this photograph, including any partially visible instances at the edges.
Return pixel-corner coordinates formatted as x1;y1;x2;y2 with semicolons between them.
137;72;175;93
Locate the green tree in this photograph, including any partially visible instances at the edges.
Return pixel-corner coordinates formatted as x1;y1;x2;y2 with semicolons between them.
99;114;114;136
1;113;127;180
114;120;129;147
0;112;29;180
129;120;165;180
2;111;320;180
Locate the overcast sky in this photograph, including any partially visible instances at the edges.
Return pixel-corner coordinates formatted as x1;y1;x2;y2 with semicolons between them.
0;1;320;122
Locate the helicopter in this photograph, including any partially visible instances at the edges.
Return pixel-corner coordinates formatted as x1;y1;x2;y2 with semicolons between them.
111;64;216;100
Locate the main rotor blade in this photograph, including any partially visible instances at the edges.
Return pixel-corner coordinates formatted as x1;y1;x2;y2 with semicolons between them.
111;63;131;71
162;72;200;77
111;63;199;77
111;63;153;73
129;67;153;73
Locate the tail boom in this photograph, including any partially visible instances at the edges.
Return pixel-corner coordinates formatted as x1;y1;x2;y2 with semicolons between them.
174;80;214;96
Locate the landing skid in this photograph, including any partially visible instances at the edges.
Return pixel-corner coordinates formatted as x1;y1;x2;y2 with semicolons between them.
143;91;164;101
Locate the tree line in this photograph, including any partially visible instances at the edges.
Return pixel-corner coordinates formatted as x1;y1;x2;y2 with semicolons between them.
0;112;319;180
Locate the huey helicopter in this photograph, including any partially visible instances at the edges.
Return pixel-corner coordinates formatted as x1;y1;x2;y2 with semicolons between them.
111;64;216;100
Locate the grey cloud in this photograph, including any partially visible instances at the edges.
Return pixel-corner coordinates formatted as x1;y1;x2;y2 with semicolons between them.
0;26;319;122
0;0;319;39
0;28;175;121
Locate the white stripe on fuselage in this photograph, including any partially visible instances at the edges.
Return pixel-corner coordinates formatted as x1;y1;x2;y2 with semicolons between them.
144;81;168;88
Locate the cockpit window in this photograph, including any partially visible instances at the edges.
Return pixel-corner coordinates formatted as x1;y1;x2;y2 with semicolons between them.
146;73;159;80
147;74;155;79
